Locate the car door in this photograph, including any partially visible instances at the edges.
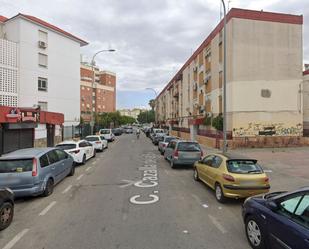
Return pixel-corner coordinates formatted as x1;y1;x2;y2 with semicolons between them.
198;155;215;185
46;150;61;183
207;156;223;187
268;193;309;249
54;149;71;179
86;142;94;156
165;141;174;159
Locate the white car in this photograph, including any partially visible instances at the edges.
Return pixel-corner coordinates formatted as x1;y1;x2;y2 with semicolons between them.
99;129;115;142
85;135;108;151
56;140;95;164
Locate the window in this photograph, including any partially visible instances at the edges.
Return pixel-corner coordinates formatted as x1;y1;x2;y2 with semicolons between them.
38;77;48;91
203;155;215;166
280;196;303;215
39;154;50;168
38;101;48;111
38;53;48;67
177;142;201;152
212;156;223;168
55;149;68;160
47;150;59;164
0;159;33;173
227;160;263;174
56;144;76;150
79;142;88;148
38;30;48;43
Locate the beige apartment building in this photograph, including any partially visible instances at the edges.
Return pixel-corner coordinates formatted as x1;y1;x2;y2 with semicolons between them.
156;8;304;148
118;108;145;120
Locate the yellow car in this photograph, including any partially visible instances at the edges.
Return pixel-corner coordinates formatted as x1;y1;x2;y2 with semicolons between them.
193;153;270;203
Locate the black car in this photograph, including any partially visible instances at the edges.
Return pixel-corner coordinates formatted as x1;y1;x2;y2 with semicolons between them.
242;187;309;249
0;188;14;231
112;128;123;136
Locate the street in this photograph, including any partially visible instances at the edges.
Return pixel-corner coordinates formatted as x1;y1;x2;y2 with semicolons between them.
0;134;308;249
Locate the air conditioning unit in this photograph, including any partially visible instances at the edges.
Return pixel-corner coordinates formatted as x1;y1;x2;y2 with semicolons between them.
38;41;47;49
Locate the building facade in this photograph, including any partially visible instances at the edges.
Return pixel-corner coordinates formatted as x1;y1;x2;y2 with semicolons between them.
118;108;145;120
0;13;87;147
303;69;309;135
80;63;116;122
156;8;304;148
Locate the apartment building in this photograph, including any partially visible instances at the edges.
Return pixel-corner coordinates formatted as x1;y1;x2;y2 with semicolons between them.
156;8;303;148
118;108;145;120
0;13;87;150
80;62;116;122
303;68;309;135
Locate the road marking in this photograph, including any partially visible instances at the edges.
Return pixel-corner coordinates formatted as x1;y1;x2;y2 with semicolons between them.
208;215;227;234
62;185;72;194
218;206;222;210
86;166;92;172
76;174;84;181
202;204;209;208
120;179;137;188
183;230;189;234
264;169;272;173
2;229;30;249
39;201;57;216
191;194;203;205
164;169;170;175
92;161;96;165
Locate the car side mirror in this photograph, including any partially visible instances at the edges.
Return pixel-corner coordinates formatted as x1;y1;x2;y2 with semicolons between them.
267;201;279;211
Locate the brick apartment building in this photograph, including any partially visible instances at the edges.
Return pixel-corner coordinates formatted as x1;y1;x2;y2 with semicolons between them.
80;62;116;122
156;8;304;148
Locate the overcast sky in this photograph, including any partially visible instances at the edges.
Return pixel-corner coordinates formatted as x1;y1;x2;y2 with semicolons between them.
1;0;308;109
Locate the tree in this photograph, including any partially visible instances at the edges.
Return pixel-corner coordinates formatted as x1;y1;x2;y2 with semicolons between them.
212;114;223;131
94;111;136;128
137;110;155;123
149;99;156;111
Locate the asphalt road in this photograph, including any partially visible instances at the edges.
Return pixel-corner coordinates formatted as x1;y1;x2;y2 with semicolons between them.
0;134;254;249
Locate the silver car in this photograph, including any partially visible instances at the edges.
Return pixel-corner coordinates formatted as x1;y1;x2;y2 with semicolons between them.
158;136;178;155
0;148;75;198
164;140;203;168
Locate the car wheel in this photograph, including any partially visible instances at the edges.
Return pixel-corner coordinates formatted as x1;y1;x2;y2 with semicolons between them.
68;164;75;176
42;178;54;197
0;202;14;231
82;154;86;165
245;216;266;249
215;183;226;203
193;168;199;181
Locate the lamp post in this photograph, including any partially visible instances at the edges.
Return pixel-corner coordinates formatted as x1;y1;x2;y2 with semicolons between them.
90;49;115;135
220;0;227;153
145;88;158;125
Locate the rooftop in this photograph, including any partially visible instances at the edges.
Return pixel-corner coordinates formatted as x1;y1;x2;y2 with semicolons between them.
2;13;88;46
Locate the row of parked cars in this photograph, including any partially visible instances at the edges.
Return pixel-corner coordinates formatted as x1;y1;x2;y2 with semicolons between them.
145;128;309;249
0;128;118;231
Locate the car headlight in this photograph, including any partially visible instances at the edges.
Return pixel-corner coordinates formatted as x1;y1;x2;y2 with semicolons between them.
5;187;14;195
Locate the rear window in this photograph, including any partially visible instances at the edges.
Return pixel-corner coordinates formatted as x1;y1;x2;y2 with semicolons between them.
100;130;110;134
0;159;33;173
227;160;263;174
177;142;201;151
56;144;76;150
85;137;99;142
100;136;106;140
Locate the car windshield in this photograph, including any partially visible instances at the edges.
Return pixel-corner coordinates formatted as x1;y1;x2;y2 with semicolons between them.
0;159;33;173
165;137;176;143
85;137;99;141
226;160;263;174
56;144;76;150
177;142;201;151
100;130;110;134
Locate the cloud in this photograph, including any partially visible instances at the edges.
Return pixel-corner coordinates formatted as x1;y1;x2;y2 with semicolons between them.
1;0;308;105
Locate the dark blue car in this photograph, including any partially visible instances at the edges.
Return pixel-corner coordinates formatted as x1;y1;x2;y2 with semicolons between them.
242;187;309;249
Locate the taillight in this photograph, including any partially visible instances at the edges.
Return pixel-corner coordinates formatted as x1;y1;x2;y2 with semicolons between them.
32;158;38;177
162;144;166;147
264;177;269;182
173;150;179;157
96;141;101;144
223;173;235;182
70;149;80;154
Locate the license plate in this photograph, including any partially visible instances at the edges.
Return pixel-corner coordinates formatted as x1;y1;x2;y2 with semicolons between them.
240;180;258;186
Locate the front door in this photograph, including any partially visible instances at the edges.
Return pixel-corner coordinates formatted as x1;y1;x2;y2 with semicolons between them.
47;124;55;147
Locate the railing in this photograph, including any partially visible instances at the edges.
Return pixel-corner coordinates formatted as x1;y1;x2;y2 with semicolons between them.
197;129;232;139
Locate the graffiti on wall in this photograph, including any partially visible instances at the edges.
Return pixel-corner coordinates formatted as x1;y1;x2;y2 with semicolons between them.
233;122;303;137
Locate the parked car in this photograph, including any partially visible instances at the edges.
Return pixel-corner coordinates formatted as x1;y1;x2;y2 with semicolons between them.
56;140;95;165
125;127;133;134
99;129;115;142
194;153;270;203
164;140;203;168
158;136;178;155
242;187;309;249
0;148;75;198
85;135;108;151
152;133;166;145
0;188;14;231
112;128;123;136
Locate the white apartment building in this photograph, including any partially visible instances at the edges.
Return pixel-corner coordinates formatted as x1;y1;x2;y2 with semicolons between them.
0;13;88;147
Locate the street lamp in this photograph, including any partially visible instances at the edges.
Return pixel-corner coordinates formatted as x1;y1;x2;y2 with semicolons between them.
220;0;227;153
90;49;116;135
145;88;158;124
